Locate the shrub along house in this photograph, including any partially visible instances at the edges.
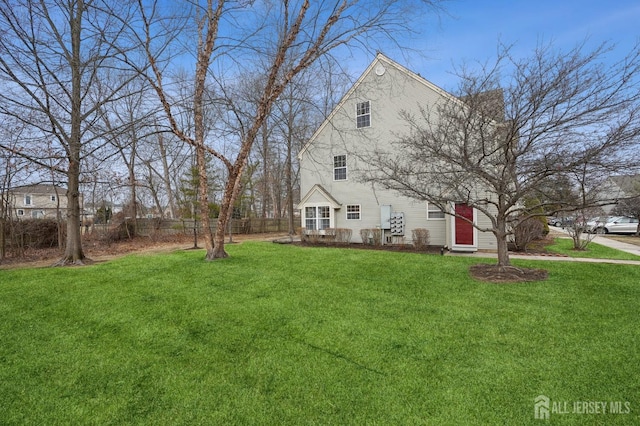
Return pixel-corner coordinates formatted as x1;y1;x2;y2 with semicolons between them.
297;53;497;252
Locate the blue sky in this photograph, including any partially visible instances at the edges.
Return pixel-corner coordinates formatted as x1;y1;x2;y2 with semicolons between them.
387;0;640;91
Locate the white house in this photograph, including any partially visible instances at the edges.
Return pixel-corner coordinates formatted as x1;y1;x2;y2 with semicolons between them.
8;184;71;220
297;53;498;252
599;174;640;214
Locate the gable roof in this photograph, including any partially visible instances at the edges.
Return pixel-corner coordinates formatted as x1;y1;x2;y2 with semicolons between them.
296;184;342;209
298;53;462;159
10;184;67;194
609;174;640;195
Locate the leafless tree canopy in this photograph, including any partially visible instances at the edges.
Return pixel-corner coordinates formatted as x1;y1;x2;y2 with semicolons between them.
0;0;145;265
134;0;445;260
0;0;444;263
362;41;640;266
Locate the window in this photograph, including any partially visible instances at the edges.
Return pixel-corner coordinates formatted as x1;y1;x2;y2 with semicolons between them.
51;195;56;202
24;195;31;205
17;209;24;216
333;155;347;181
346;204;361;220
356;101;370;128
305;206;331;230
427;203;445;220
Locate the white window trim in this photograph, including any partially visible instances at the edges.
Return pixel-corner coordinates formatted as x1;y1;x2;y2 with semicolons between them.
333;154;347;181
24;195;32;206
17;209;24;216
346;204;361;220
303;203;334;233
449;202;478;252
356;100;371;129
427;202;445;220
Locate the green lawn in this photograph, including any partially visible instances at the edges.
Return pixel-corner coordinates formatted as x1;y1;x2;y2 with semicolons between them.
1;242;639;424
547;237;640;260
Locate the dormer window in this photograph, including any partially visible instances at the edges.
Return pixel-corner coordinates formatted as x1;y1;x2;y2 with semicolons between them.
356;101;370;128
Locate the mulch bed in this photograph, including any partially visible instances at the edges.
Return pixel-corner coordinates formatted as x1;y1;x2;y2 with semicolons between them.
469;263;549;284
294;240;443;254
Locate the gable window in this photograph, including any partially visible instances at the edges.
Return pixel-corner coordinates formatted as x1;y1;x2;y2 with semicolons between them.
427;203;445;220
305;206;331;230
356;101;370;128
346;204;361;220
333;155;347;181
24;195;31;206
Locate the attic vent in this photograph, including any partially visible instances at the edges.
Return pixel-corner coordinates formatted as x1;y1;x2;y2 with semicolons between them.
375;64;386;76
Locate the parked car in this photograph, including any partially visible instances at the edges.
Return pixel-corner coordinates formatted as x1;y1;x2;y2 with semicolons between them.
594;217;640;234
586;216;620;233
546;216;562;227
558;216;579;228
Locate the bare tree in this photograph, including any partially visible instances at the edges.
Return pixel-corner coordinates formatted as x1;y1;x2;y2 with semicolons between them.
151;129;187;219
0;0;144;265
96;76;163;233
135;0;444;260
563;207;602;250
0;119;31;260
363;41;640;268
271;65;337;235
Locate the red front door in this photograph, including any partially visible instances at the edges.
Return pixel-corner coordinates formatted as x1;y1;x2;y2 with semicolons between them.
455;203;474;245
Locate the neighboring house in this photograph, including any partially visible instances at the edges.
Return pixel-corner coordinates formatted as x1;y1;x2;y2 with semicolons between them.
298;53;498;252
8;184;70;220
600;174;640;213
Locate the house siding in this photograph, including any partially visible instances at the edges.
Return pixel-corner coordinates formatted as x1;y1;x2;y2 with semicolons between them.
8;185;70;220
299;54;498;250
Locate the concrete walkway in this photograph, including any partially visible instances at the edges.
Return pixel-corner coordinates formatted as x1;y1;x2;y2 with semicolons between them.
590;235;640;257
447;231;640;266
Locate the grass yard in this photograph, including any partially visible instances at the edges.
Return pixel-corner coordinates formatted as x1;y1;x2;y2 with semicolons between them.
547;238;640;260
1;242;639;424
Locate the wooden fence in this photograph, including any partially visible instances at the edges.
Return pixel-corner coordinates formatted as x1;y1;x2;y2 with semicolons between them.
90;217;299;237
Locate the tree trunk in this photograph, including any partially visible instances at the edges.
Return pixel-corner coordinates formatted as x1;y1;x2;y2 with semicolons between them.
49;182;62;250
144;160;164;218
57;157;86;265
56;3;86;266
128;163;137;235
260;124;269;226
195;143;214;256
285;136;296;235
208;164;247;259
495;216;511;268
208;172;236;259
0;219;5;260
158;134;176;219
0;190;7;259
